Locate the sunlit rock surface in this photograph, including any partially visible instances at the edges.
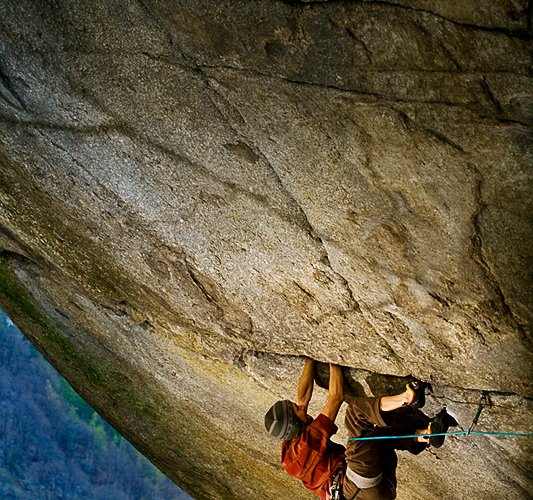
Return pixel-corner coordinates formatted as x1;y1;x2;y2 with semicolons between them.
0;1;531;498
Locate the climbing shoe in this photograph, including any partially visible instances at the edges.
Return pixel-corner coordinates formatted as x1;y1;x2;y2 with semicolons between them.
405;379;431;409
428;408;458;448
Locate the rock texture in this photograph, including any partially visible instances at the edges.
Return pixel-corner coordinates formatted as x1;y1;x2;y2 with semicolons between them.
0;1;532;498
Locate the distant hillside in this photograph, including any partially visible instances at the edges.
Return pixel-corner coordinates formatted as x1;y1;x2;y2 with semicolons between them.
0;310;190;500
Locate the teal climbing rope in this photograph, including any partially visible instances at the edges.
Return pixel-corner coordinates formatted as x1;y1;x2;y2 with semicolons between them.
348;430;533;442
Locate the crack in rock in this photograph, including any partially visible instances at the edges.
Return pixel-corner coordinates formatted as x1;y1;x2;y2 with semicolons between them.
466;163;528;342
191;67;367;321
240;350;532;409
200;63;532;121
343;25;373;63
249;142;364;317
368;0;533;38
0;60;26;111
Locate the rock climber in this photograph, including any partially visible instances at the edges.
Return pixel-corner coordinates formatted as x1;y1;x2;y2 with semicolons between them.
264;358;457;500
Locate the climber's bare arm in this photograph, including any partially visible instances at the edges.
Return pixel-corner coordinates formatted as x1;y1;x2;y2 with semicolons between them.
320;363;344;422
296;358;315;413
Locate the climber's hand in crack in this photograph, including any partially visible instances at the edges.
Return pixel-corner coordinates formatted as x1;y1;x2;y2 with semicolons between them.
290;359;344;426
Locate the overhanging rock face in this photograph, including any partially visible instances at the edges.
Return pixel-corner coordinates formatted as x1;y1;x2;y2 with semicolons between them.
0;1;531;498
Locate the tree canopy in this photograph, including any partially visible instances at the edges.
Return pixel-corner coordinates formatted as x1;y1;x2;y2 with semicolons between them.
0;310;190;500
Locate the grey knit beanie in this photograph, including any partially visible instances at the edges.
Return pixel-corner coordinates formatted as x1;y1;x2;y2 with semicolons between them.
264;400;303;441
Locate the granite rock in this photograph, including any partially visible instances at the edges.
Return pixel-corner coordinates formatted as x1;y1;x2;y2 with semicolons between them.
0;1;531;498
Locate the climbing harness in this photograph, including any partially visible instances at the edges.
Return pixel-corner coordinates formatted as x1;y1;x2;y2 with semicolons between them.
348;393;533;442
328;467;344;500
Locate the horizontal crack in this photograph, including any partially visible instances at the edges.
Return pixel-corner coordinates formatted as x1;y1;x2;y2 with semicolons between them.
201;63;531;123
240;351;532;405
368;0;532;38
432;387;533;410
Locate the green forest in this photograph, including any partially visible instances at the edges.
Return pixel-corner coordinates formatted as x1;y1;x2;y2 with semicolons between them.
0;310;190;499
